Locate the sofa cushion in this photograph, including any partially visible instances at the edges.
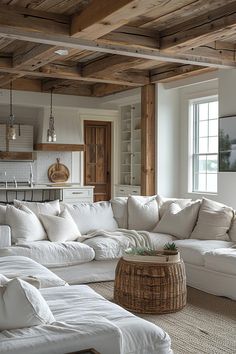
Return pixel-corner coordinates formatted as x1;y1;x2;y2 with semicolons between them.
111;197;128;229
175;239;234;266
0;205;6;224
11;241;95;267
14;199;60;216
204;248;236;275
128;195;159;231
39;209;81;242
148;232;177;250
0;274;9;285
157;195;191;218
0;278;55;330
6;205;47;244
0;255;67;288
65;201;118;235
152;201;200;239
190;198;233;241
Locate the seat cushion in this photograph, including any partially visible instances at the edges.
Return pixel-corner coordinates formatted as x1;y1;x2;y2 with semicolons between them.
204;248;236;275
175;239;234;266
11;241;95;267
148;232;177;250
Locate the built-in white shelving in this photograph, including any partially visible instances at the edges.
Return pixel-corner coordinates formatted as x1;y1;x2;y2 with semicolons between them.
116;103;141;196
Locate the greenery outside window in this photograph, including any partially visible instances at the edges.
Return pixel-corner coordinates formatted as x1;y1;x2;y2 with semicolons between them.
191;98;218;193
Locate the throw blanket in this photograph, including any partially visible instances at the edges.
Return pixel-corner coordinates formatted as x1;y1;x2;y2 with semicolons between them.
79;229;152;260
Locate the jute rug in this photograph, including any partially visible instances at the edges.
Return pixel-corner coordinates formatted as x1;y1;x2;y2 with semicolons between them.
89;282;236;354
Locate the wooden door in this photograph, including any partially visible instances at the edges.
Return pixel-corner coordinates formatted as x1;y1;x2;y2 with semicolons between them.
84;120;111;202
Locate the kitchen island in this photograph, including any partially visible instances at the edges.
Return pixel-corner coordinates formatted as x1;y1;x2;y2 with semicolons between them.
0;184;94;203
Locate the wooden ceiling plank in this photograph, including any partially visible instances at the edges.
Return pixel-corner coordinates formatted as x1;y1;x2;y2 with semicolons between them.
92;83;134;97
83;54;145;77
71;0;163;39
150;64;215;83
160;2;236;51
100;25;159;49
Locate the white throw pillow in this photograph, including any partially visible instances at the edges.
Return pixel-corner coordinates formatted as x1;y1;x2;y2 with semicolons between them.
0;278;55;330
65;201;118;235
111;197;128;228
0;205;6;224
6;205;47;244
229;211;236;242
190;198;233;241
157;195;192;218
128;195;159;231
153;201;201;239
14;199;60;216
39;209;81;242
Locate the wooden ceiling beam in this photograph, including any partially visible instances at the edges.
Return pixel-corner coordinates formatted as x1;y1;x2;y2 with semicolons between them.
41;79;93;96
0;58;148;87
160;2;236;52
150;64;216;83
71;0;162;39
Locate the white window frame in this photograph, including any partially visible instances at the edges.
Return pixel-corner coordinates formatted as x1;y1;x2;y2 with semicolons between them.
189;95;218;194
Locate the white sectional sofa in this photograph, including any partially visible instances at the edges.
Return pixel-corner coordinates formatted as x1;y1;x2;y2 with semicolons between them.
0;195;236;300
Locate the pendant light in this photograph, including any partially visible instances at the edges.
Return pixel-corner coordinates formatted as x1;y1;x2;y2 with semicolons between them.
47;88;56;142
7;82;16;140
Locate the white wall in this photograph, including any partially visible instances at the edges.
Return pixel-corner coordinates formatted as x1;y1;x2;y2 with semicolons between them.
156;83;180;197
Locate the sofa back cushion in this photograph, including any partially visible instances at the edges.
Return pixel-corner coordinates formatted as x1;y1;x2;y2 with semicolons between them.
128;195;159;231
65;201;118;235
0;205;6;224
6;205;47;244
39;209;81;242
0;278;55;330
14;199;60;216
190;198;233;241
157;195;192;218
152;201;201;239
111;197;128;228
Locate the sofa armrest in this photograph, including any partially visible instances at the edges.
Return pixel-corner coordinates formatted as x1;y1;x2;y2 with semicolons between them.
0;225;11;247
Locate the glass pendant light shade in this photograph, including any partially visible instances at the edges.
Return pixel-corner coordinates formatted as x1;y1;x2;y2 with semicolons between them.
47;88;56;142
7;82;16;140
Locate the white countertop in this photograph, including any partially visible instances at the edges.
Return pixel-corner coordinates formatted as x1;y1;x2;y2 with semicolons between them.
0;184;94;190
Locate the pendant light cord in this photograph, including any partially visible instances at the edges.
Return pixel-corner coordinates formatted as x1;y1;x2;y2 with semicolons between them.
50;88;53;116
10;81;13;117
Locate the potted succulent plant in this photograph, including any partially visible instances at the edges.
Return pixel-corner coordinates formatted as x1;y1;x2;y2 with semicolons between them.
163;242;179;255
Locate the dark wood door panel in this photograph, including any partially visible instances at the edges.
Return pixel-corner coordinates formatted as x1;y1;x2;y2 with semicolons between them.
84;121;111;201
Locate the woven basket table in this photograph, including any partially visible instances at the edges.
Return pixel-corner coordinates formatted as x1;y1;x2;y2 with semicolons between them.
114;256;187;314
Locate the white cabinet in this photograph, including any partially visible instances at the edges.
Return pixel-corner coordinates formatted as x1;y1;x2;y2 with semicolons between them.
117;103;141;196
0;124;33;152
62;187;94;203
115;185;141;197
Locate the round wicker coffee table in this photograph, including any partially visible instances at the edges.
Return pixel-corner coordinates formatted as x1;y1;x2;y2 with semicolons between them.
114;256;187;314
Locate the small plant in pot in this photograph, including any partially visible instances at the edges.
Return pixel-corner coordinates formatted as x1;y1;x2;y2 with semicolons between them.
163;242;178;255
125;247;158;256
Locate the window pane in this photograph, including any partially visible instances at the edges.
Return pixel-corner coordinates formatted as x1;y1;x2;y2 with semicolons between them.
199;121;208;137
199;137;208;153
207;174;217;192
209;119;218;136
198;173;206;191
209;137;218;153
198;155;207;172
209;101;218;119
199;103;208;121
207;155;218;173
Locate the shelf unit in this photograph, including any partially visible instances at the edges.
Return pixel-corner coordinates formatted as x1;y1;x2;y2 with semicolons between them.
118;103;141;196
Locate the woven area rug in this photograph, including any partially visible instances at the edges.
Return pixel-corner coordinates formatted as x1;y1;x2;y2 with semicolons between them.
89;282;236;354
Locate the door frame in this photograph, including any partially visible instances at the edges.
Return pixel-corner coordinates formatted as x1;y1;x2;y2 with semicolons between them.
80;111;119;198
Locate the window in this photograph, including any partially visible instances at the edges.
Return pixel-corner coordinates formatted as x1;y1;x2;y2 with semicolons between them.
190;98;218;193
